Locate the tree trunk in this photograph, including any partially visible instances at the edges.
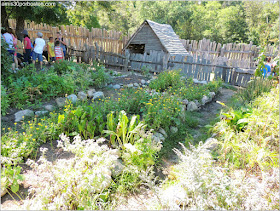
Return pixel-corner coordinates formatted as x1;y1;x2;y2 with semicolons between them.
16;15;25;41
1;6;9;30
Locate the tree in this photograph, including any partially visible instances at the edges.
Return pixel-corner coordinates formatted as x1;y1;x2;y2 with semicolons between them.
3;2;69;40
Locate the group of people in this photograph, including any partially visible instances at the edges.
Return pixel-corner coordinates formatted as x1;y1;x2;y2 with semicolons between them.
1;27;67;70
262;57;278;77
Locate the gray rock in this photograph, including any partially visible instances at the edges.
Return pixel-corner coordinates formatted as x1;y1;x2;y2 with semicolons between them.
141;79;146;85
113;84;121;89
142;85;146;88
92;91;104;101
67;94;78;104
154;132;165;142
159;128;168;138
134;83;139;87
15;109;34;122
201;80;207;85
193;78;199;83
44;104;55;112
87;89;96;98
147;80;151;84
201;95;210;105
187;101;198;111
77;91;87;101
209;92;216;99
112;159;124;177
56;97;66;107
127;83;133;88
170;126;178;134
107;84;113;88
218;87;222;92
194;100;201;107
203;138;219;150
35;110;49;117
182;99;189;105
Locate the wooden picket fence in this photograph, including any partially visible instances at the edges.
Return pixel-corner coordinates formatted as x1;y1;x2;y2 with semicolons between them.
76;43;254;87
8;19;130;54
180;38;278;69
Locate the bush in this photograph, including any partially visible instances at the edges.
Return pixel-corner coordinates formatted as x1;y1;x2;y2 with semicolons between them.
238;77;276;104
1;36;13;78
152;143;279;210
1;85;10;115
143;94;183;131
92;65;111;88
149;70;184;92
213;87;279;170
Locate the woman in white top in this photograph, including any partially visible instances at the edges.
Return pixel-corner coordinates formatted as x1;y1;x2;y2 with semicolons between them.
32;32;46;69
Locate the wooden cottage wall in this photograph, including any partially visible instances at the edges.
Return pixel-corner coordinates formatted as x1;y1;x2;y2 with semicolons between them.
129;24;165;53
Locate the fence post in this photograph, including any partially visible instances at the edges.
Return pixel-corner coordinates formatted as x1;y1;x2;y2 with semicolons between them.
222;61;227;82
230;68;237;85
124;50;130;71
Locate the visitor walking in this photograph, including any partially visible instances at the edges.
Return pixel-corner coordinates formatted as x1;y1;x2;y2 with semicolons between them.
32;32;46;69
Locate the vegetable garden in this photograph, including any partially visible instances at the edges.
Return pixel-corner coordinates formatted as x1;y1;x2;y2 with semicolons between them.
1;54;279;209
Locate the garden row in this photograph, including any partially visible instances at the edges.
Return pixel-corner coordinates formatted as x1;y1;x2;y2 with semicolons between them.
1;63;222;206
151;78;279;210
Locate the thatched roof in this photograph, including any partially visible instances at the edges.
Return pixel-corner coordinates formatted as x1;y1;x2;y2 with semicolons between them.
124;20;189;56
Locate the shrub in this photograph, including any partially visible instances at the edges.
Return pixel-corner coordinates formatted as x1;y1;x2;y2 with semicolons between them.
92;65;111;88
1;36;13;78
213;87;279;171
116;88;151;114
152;142;279;210
238;77;276;104
1;85;10;115
149;70;184;92
25;135;118;210
143;94;184;131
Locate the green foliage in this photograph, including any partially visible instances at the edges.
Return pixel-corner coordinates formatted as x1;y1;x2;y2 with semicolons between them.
1;85;10;116
149;70;184;92
1;36;13;77
92;65;111;88
104;111;145;148
116;88;151;114
238;77;276;104
1;165;24;194
221;107;252;131
144;94;183;131
213;87;279;171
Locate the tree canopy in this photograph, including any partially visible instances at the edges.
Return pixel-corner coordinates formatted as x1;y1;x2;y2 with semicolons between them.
2;1;279;46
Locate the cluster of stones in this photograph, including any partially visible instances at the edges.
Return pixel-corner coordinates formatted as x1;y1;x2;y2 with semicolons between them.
14;88;105;122
107;79;151;90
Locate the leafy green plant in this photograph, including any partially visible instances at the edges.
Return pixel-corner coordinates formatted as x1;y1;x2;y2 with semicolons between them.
1;165;24;194
221;107;252;131
149;70;184;92
144;94;183;130
92;65;111;88
238;77;276;104
103;110;145;148
1;36;13;78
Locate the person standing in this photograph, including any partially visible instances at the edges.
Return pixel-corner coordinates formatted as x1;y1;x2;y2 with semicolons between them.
55;31;67;58
22;30;32;64
47;37;55;63
54;40;64;62
32;32;46;69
